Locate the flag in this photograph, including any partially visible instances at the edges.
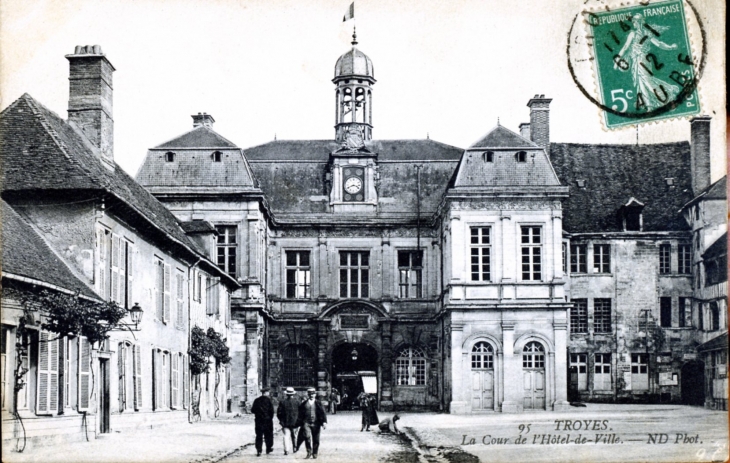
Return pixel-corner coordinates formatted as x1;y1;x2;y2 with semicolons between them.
343;2;354;22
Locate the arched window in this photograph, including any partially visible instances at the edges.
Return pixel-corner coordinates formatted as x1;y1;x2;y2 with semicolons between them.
282;344;315;387
165;151;175;162
395;347;427;386
212;151;222;162
471;341;494;369
522;342;545;369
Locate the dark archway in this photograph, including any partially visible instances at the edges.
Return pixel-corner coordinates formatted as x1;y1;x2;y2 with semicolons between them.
681;361;705;406
331;343;378;410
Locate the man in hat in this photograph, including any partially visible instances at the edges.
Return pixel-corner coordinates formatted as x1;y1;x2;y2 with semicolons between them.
251;387;275;456
277;387;300;455
297;387;327;459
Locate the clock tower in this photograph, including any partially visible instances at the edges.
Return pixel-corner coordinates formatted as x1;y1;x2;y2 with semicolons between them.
329;29;378;213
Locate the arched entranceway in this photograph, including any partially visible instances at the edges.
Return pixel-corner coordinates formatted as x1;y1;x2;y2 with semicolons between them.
522;341;546;410
331;343;378;410
681;361;705;406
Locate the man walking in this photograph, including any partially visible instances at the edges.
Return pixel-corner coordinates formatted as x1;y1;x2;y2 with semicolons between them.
277;387;300;455
298;387;327;459
251;387;275;456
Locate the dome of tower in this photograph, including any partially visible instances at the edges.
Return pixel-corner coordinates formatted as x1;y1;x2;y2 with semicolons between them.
334;47;374;79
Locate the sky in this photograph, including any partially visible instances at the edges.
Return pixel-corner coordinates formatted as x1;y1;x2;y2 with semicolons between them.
0;0;725;180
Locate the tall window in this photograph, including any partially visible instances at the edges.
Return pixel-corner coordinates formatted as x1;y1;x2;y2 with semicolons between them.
1;327;8;411
570;353;587;391
286;251;311;299
216;226;237;278
340;251;369;298
570;299;588;334
153;349;170;410
471;342;494;369
282;344;314;387
678;244;691;274
117;342;134;412
660;297;672;327
206;276;220;315
97;230;134;307
522;342;545;368
594;299;612;333
398;250;423;298
594;353;612;390
521;226;542;281
570;244;587;273
470;227;491;281
562;243;567;274
659;244;671;275
156;259;171;323
593;244;611;273
630;353;649;390
175;270;185;329
710;301;720;331
395;347;427;386
678;297;688;328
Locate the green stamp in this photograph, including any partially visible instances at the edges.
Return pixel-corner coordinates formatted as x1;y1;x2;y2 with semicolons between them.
587;0;700;128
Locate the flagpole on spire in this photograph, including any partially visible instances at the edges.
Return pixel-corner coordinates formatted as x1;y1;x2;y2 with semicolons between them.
343;1;356;46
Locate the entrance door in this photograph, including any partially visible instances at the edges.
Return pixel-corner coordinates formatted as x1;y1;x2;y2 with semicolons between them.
470;342;494;410
681;361;705;406
522;342;546;410
331;343;378;410
99;359;111;433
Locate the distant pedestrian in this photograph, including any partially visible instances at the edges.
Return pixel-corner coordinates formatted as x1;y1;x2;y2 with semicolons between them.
329;388;340;414
298;387;327;459
366;394;379;428
251;387;274;456
277;387;300;455
358;392;378;431
378;414;401;434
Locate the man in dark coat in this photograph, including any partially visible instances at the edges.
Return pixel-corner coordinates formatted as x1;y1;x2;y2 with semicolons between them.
277;387;300;455
251;387;275;456
297;387;327;459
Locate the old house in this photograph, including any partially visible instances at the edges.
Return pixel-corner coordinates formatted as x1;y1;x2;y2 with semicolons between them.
0;45;239;447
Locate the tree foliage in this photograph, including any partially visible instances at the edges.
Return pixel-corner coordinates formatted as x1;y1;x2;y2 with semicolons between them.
188;325;231;376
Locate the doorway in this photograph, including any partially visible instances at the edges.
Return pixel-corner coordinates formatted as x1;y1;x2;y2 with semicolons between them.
470;342;495;410
331;343;378;410
99;358;110;433
681;361;705;406
522;342;546;410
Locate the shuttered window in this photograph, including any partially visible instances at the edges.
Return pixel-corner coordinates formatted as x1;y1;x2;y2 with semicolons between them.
156;260;171;323
37;332;59;415
206;277;220;315
153;349;170;410
78;336;91;411
182;354;189;409
1;327;7;411
133;345;143;410
97;229;110;299
126;242;134;308
171;353;179;409
176;271;185;329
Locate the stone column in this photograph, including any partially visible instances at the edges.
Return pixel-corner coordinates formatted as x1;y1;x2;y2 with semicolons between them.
381;234;391;300
244;311;262;411
449;316;467;414
318;232;328;298
501;320;521;413
553;321;570;410
380;321;394;411
317;321;330;404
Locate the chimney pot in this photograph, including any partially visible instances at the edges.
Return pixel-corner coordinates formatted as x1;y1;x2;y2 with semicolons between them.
192;113;215;128
527;94;552;149
690;116;712;195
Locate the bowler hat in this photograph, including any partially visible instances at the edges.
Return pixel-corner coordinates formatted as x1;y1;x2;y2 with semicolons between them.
285;387;296;395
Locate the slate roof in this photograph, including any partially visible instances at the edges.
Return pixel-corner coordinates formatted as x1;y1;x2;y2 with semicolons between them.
181;220;218;234
155;126;238;148
136;147;257;189
550;142;693;233
245;139;463;216
1;199;99;299
681;176;727;211
697;331;729;352
469;125;537;149
703;232;727;260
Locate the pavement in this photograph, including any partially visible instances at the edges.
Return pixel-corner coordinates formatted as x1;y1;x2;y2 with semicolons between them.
1;405;727;463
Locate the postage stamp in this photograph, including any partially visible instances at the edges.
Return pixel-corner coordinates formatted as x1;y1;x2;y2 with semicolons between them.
585;0;701;128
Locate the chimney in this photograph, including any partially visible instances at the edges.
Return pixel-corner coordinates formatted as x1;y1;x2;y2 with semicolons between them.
527;94;552;148
690;116;711;195
519;122;531;140
192;112;215;128
66;45;115;166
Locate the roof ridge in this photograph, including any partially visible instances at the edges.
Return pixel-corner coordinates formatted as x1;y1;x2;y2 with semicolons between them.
469;124;538;149
153;125;239;149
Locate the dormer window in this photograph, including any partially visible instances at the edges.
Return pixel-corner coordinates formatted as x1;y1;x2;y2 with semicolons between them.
212;151;222;162
620;197;645;231
484;151;494;162
165;151;175;162
516;151;527;162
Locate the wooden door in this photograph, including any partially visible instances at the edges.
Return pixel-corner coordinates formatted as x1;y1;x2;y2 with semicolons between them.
523;369;545;409
471;370;494;410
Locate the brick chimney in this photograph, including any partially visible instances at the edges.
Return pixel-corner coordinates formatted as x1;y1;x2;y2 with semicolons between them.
527;94;552;148
519;122;531;140
690;115;712;195
66;45;115;166
192;113;215;128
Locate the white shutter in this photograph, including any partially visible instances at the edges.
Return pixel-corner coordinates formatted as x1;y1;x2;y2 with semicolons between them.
118;238;127;306
156;261;163;320
153;349;162;410
126;243;134;308
118;343;126;412
37;332;52;414
163;264;171;323
176;272;184;329
171;353;179;408
111;235;120;304
133;345;142;410
182;355;189;409
97;230;108;299
78;337;91;411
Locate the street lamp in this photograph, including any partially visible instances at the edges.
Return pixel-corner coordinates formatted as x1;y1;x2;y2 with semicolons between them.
128;303;144;329
351;348;358;362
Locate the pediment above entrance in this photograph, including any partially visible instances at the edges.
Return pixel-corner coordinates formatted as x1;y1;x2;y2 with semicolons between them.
318;300;389;328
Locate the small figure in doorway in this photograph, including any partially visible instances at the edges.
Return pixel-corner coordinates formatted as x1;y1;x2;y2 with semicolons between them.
329;388;340;415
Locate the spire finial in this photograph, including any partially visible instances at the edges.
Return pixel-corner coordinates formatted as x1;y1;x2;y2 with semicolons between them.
352;25;358;46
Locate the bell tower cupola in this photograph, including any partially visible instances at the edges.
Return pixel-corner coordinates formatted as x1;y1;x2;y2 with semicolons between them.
334;28;375;144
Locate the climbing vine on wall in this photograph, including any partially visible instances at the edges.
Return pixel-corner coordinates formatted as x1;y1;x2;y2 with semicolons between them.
188;326;231;419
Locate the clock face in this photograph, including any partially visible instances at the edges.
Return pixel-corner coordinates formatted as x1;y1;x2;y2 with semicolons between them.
344;176;363;194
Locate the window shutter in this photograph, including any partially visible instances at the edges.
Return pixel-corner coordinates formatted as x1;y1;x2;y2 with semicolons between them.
176;272;184;329
97;230;108;299
214;278;220;315
126;243;134;308
153;349;163;410
37;332;54;414
206;277;214;315
78;337;91;411
182;355;189;409
156;261;163;320
163;264;171;323
111;235;120;304
133;344;143;410
118;344;126;412
171;353;179;408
